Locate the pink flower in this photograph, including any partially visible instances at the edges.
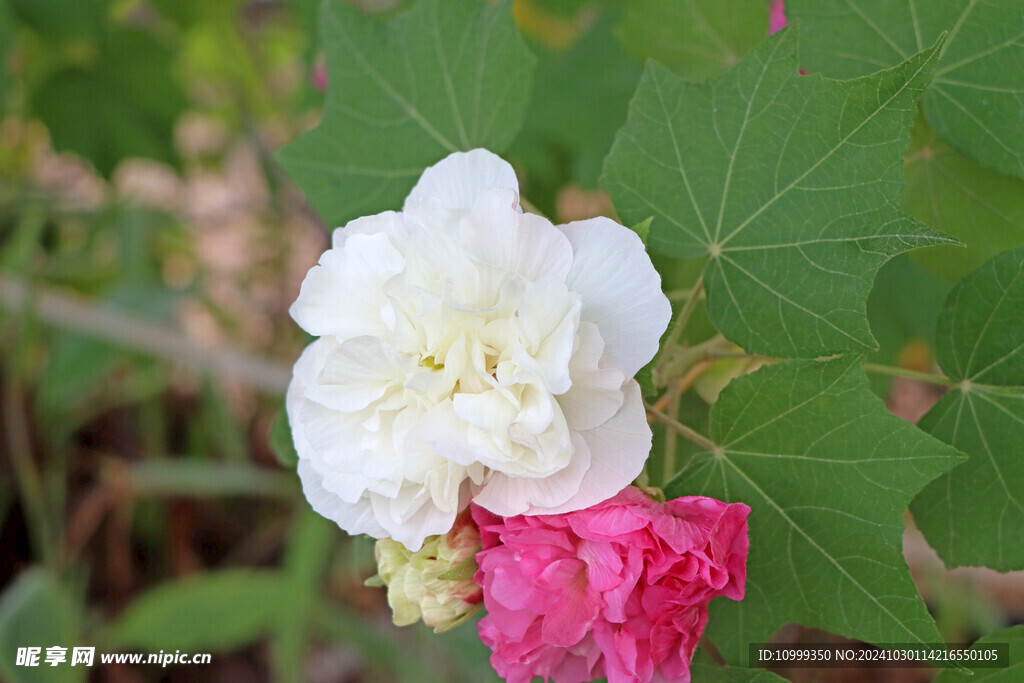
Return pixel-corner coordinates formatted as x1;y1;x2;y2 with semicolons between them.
472;487;750;683
769;0;786;34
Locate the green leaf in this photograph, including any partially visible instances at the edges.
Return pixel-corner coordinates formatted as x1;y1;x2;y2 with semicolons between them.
0;569;84;683
513;15;641;191
910;247;1024;570
665;356;964;664
616;0;770;81
904;117;1024;281
788;0;1024;179
691;655;788;682
270;409;299;468
105;570;286;651
0;0;13;110
10;0;107;41
30;30;186;176
934;625;1024;682
603;30;952;358
125;460;298;499
276;0;536;228
271;508;337;682
865;255;950;396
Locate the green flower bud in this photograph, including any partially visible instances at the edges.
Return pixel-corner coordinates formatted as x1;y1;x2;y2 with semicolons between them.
371;510;483;633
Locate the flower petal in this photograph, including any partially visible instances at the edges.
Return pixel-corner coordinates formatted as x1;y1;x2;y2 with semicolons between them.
528;381;650;516
459;190;574;282
296;459;389;538
290;229;405;339
558;322;626;431
403;148;519;212
560;217;671;377
472;434;591;516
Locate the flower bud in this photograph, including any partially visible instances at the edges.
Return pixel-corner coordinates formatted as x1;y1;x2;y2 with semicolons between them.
371;510;483;633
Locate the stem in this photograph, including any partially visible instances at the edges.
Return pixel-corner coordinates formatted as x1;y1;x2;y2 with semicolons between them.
3;372;53;566
0;274;291;394
862;362;956;387
645;403;718;453
662;388;680;485
663;275;704;351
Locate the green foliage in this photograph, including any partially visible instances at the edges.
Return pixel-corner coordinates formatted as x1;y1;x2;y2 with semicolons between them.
665;357;964;663
934;625;1024;681
690;651;788;682
788;0;1024;179
0;570;83;683
104;570;286;651
911;247;1024;570
276;0;537;228
903;117;1024;281
10;0;107;42
270;409;299;468
603;30;952;357
30;30;187;176
513;15;641;193
616;0;770;81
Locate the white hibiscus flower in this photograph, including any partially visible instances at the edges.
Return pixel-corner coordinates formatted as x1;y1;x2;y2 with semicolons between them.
288;149;671;550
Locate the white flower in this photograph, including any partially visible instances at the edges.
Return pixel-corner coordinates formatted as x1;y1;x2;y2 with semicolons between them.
288;149;671;550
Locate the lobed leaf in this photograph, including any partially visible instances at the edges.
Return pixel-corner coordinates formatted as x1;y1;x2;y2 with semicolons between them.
904;117;1024;282
276;0;536;228
789;0;1024;180
934;625;1024;681
911;247;1024;570
665;356;963;663
603;30;952;357
616;0;771;82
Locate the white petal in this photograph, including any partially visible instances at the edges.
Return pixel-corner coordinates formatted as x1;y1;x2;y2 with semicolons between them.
460;191;574;282
421;400;507;468
290;230;405;339
524;380;650;516
297;459;389;539
306;336;414;413
332;210;410;249
560;217;672;377
512;276;581;394
557;323;626;431
403;149;519;212
472;434;591;516
370;483;461;551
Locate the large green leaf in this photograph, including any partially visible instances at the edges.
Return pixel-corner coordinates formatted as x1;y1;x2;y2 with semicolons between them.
104;570;286;651
910;247;1024;570
603;30;952;358
0;570;83;683
665;357;964;664
512;15;641;192
276;0;536;228
691;651;788;682
10;0;107;41
904;117;1024;282
30;30;186;176
788;0;1024;179
616;0;770;81
934;625;1024;682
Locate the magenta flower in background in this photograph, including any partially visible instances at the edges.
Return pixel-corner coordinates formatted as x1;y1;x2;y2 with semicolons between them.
472;487;750;683
770;0;786;34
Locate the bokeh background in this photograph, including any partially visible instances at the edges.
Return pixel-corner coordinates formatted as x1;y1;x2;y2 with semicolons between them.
0;0;1021;681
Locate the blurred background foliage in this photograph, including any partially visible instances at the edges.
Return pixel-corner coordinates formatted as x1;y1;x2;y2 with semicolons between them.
0;0;1021;681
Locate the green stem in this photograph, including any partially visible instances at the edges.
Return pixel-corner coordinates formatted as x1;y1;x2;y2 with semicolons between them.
662;388;680;485
664;275;704;351
3;372;53;567
862;362;956;387
646;403;718;453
